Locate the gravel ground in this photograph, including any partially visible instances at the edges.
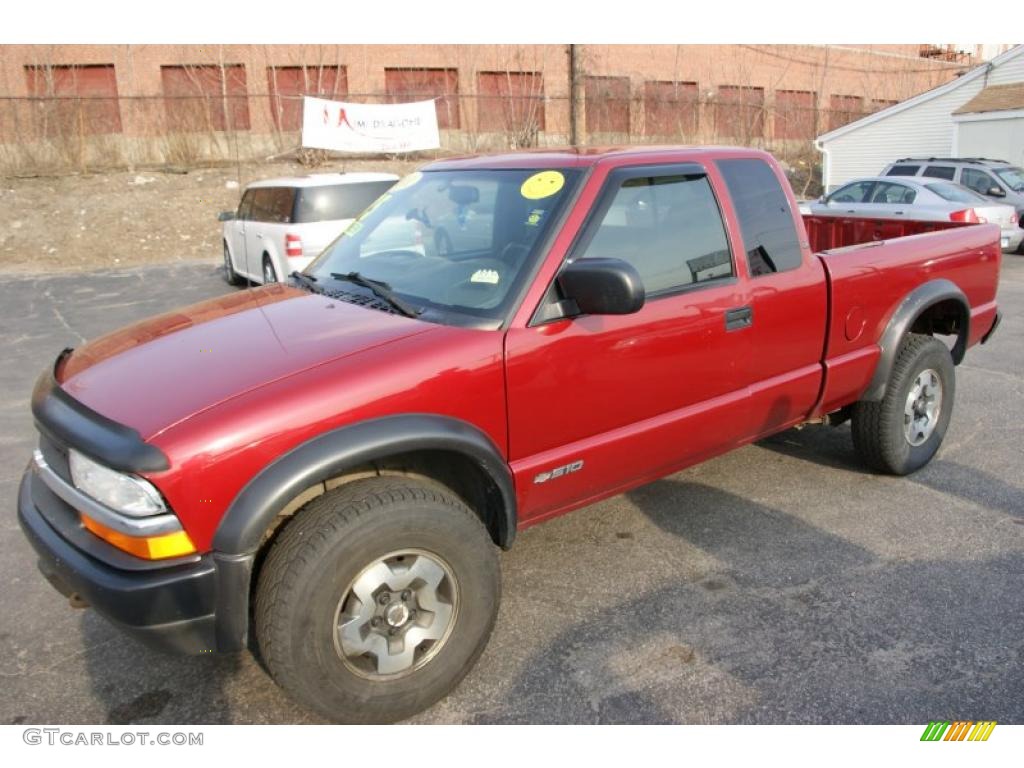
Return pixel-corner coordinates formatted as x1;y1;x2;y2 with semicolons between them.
0;256;1021;725
0;158;420;274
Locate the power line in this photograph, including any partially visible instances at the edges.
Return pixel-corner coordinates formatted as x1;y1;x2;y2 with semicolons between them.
738;45;970;75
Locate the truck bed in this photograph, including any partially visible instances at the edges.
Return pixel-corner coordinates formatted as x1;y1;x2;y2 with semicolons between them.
806;217;1002;417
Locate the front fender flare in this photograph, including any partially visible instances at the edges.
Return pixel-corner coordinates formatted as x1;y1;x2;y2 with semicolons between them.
213;414;516;555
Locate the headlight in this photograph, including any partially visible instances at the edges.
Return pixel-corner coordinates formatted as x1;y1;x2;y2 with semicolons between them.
68;449;166;517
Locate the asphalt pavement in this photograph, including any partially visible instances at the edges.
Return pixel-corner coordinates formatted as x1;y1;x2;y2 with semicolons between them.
1;259;1022;724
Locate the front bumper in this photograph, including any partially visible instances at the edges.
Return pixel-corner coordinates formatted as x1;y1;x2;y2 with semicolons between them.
17;465;250;654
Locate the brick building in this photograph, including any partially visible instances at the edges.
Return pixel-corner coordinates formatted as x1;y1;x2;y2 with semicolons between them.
0;44;979;172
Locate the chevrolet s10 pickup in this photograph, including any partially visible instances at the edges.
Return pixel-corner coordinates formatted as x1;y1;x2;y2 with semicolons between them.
18;146;1002;722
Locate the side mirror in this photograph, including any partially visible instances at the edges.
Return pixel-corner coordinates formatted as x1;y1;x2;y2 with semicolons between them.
217;211;236;222
989;186;1006;197
556;258;645;317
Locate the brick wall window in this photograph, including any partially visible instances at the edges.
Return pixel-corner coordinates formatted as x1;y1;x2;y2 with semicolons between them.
585;75;630;135
267;65;348;131
870;98;899;113
24;64;122;136
828;94;865;131
643;80;698;136
384;68;459;129
476;71;545;135
774;89;816;140
160;64;250;132
715;85;764;139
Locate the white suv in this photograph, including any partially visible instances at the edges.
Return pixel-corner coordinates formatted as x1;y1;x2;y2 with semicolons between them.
219;172;398;285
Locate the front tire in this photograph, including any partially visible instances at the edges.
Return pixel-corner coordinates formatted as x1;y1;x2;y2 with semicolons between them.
254;477;501;723
851;333;955;475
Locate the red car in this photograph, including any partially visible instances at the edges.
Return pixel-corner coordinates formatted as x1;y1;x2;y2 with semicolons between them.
19;146;1002;723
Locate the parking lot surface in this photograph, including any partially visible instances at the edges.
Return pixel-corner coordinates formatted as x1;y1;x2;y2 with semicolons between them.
1;258;1022;724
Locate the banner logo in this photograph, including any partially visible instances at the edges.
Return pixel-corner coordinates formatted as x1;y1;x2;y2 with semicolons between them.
302;96;441;153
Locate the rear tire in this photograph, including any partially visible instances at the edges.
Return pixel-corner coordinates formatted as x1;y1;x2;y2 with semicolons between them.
851;333;955;475
262;254;278;284
254;476;501;723
223;242;242;286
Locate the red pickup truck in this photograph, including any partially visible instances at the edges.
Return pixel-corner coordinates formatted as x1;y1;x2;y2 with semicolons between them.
19;146;1002;723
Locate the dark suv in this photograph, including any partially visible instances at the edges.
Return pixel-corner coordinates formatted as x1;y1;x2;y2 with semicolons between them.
881;157;1024;249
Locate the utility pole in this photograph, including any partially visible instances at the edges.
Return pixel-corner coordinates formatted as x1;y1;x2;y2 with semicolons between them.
568;44;580;146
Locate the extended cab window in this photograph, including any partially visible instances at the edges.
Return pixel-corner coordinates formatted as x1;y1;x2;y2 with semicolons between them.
577;173;733;294
717;158;802;277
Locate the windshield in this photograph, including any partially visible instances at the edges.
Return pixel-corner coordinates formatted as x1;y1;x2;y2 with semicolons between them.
993;166;1024;193
925;182;989;204
293;181;396;223
305;168;580;324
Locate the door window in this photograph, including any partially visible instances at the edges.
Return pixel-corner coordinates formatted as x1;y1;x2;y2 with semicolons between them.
961;168;999;196
828;181;875;203
575;173;733;294
237;189;256;220
868;182;916;204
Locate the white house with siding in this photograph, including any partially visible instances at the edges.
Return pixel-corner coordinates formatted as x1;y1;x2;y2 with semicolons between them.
816;45;1024;191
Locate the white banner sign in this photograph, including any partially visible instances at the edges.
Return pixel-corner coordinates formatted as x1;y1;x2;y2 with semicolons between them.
301;96;440;153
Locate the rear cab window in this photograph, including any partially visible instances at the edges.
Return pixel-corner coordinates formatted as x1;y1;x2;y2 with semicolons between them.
717;157;803;277
886;164;921;177
293;181;396;223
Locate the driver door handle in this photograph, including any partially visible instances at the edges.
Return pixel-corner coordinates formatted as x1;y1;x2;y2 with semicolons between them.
725;305;753;331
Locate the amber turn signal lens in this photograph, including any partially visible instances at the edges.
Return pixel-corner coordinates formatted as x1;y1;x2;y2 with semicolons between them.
80;514;196;560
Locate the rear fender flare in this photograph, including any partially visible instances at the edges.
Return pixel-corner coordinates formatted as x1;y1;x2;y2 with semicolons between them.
861;279;969;402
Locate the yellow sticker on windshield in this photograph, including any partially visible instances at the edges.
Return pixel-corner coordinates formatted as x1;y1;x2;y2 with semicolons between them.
391;171;423;191
344;220;363;237
520;171;565;200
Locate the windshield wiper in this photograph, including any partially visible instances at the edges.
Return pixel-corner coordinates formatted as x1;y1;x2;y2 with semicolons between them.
289;271;321;293
330;272;420;318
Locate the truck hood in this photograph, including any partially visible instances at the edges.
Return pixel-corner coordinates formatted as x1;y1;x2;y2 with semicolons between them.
57;285;433;439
